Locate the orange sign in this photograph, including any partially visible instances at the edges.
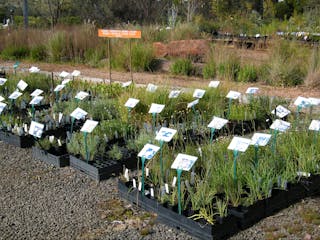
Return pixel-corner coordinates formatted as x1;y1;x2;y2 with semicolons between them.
98;29;141;39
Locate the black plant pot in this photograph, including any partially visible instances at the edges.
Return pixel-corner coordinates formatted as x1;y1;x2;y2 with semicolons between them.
287;181;307;205
212;215;239;239
304;174;320;197
0;130;34;148
265;189;289;217
229;199;266;230
32;146;69;167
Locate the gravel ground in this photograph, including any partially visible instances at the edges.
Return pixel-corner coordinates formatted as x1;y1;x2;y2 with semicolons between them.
1;141;320;240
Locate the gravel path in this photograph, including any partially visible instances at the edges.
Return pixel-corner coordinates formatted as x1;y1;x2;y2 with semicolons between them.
1;141;320;240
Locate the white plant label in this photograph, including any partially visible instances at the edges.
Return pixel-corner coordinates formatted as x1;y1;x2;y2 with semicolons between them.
168;90;181;99
71;70;81;77
138;182;142;191
309;120;320;131
59;71;70;78
187;99;199;108
146;83;158;92
193;89;206;99
208;116;228;130
58;139;62;147
54;84;65;92
29;96;44;105
75;91;89;100
138;143;160;160
297;171;311;178
146;167;149;177
271;105;291;118
70;107;88;120
17;80;28;91
246;87;259;94
125;98;139;108
171;153;198;171
0;96;4;102
228;137;252;152
122;81;132;88
49;135;55;143
208;80;220;88
24;124;28;133
250;133;272;146
308;97;320;106
30;89;43;97
8;91;23;100
62;78;71;85
124;168;129;181
29;121;44;138
148;103;165;114
0;102;7;114
165;183;169;194
226;90;241;100
0;78;7;86
294;96;311;108
155;127;177;142
172;176;177;187
270;119;291;132
59;112;63;123
80;119;99;133
133;179;137;188
29;66;40;73
150;188;154;197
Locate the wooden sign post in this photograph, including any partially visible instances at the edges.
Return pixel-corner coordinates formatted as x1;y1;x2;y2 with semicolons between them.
98;29;142;83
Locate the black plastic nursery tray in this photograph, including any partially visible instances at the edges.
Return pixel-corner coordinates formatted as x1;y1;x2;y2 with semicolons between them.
0;130;34;148
32;146;69;167
70;154;137;181
118;180;239;240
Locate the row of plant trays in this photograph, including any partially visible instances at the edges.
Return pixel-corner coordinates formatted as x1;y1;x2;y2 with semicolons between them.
118;175;320;240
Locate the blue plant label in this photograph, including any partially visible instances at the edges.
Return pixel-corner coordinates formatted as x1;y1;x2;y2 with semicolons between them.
155;127;177;142
246;87;259;94
309;120;320;131
171;153;198;171
29;96;44;105
70;107;88;120
168;90;181;99
187;99;199;108
80;120;99;133
122;81;132;88
193;89;206;99
71;70;81;77
138;143;160;160
59;71;70;78
17;80;28;91
208;80;220;88
250;133;272;146
148;103;165;114
8;91;23;100
208;116;228;129
226;90;241;100
0;102;7;114
271;105;291;118
294;96;311;108
75;91;89;100
228;137;251;152
54;84;65;92
29;121;44;138
29;66;40;73
30;89;44;97
0;78;7;86
125;98;139;108
270;119;291;132
146;83;158;92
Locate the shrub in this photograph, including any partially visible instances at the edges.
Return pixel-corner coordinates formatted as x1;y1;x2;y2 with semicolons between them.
47;31;67;62
237;65;258;82
132;43;155;72
202;60;216;79
0;45;30;60
217;55;240;81
84;47;106;67
170;58;193;76
30;45;48;61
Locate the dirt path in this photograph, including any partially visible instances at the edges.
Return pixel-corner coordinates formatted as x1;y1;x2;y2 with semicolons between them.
1;60;319;99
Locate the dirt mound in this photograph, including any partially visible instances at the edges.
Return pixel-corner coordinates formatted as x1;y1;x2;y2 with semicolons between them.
153;39;210;58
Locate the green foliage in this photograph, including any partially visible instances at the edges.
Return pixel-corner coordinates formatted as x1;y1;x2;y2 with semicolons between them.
170;58;193;76
84;47;106;67
202;60;216;79
47;31;67;62
30;45;48;61
107;145;123;161
132;43;155;72
237;64;258;82
0;45;30;60
217;54;240;81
